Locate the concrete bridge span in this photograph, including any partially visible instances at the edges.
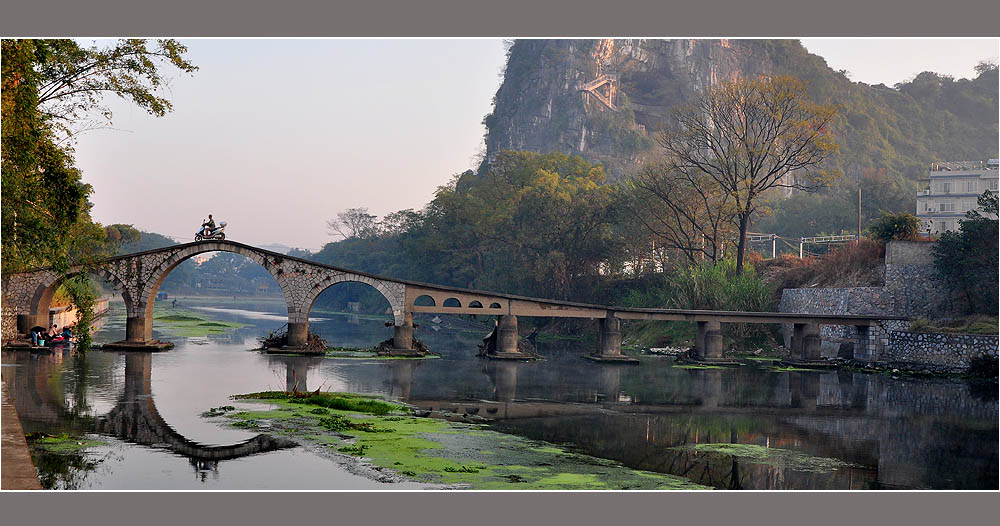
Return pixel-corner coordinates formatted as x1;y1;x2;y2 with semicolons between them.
2;240;904;363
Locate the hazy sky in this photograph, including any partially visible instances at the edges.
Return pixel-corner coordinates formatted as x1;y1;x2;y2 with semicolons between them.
73;38;998;250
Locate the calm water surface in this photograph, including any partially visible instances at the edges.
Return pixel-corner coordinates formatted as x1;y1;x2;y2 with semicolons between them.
3;298;996;490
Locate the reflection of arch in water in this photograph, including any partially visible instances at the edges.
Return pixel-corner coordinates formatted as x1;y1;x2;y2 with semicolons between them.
9;350;298;463
92;353;298;462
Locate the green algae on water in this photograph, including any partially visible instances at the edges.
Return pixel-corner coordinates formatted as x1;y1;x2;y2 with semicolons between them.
669;443;858;473
221;392;710;490
152;306;245;338
27;433;107;454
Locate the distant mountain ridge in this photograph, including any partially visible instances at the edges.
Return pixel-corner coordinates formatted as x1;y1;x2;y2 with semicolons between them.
483;39;998;185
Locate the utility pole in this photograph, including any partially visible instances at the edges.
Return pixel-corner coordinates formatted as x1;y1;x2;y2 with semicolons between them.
858;186;862;244
771;234;776;259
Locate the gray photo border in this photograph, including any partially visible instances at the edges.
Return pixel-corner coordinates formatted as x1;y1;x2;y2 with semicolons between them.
1;0;998;523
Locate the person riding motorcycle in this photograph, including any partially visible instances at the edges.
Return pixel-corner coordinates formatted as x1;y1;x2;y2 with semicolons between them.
201;214;216;237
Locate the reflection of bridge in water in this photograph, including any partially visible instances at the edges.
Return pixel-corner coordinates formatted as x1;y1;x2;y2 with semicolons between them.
3;350;297;470
371;357;997;490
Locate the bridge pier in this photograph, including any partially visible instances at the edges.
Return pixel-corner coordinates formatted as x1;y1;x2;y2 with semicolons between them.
586;314;638;363
392;311;414;350
286;321;309;348
782;323;831;367
482;315;533;360
101;316;173;351
689;320;738;365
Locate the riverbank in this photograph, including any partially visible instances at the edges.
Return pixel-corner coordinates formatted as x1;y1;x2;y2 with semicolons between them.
215;391;710;490
1;379;41;490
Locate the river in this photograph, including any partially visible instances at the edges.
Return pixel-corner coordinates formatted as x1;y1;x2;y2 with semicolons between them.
2;297;996;490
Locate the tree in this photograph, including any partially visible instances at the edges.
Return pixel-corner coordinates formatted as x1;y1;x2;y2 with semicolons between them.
2;39;196;275
327;208;380;239
655;76;839;273
33;39;197;138
624;160;737;264
932;191;999;315
2;39;194;349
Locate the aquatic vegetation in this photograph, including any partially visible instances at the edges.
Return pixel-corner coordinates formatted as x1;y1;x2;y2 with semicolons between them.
673;364;729;370
669;443;858;473
151;306;245;338
234;391;404;416
222;393;711;490
201;405;236;417
27;432;106;454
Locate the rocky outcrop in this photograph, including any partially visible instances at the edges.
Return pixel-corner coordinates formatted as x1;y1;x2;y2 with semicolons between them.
483;39;781;180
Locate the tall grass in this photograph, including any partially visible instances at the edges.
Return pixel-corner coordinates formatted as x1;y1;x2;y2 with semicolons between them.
668;259;774;349
669;259;772;312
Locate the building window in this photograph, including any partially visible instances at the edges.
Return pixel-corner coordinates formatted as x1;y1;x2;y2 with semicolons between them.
935;182;953;193
990;180;999;191
939;221;949;231
921;202;928;212
940;202;955;212
964;180;978;192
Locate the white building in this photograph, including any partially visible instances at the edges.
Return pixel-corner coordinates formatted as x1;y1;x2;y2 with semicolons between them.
916;159;999;234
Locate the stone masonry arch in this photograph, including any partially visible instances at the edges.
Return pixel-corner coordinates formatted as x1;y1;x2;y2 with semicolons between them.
3;266;131;337
129;242;290;342
2;241;409;349
124;241;405;347
303;277;407;347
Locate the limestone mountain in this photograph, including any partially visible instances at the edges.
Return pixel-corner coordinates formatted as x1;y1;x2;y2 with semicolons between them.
482;39;998;188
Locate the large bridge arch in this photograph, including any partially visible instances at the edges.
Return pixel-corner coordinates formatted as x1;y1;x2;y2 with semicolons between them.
120;241;406;347
128;242;290;342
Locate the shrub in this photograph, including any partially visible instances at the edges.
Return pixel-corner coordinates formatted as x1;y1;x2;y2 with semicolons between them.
867;212;922;243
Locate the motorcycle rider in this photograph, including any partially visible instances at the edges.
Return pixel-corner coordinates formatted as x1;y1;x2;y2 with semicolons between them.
201;214;216;237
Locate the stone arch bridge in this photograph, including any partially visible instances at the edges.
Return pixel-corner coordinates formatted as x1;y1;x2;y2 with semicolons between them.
1;240;902;362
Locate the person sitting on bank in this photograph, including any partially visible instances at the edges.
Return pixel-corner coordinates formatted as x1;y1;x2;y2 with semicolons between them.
61;326;73;342
47;324;59;338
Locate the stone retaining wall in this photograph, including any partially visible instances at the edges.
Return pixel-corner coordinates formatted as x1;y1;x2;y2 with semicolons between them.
778;241;993;372
879;331;998;373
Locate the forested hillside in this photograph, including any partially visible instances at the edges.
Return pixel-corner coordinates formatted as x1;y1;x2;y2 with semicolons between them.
484;39;998;235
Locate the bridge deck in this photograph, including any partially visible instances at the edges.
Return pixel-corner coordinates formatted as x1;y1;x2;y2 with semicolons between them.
12;240;904;327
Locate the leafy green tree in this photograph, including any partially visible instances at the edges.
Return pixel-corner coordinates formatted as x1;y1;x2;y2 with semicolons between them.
932;191;999;315
656;76;840;274
2;39;194;348
2;39;195;275
867;211;922;243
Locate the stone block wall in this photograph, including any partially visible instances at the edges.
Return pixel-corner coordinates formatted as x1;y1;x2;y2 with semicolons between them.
778;241;984;369
879;331;999;373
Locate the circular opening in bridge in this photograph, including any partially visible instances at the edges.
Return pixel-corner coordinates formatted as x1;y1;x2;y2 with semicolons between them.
468;301;483;308
414;295;436;307
443;298;461;308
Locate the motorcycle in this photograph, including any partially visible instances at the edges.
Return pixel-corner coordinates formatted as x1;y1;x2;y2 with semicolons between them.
195;221;227;241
